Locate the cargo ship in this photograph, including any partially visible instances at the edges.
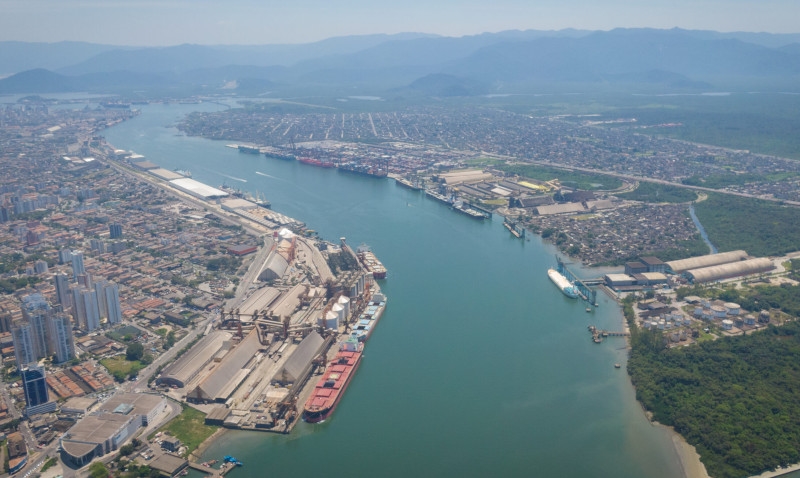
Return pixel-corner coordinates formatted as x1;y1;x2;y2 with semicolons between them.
548;268;579;298
394;177;423;191
350;292;387;342
356;245;387;279
302;346;363;423
452;200;486;220
298;157;335;168
337;162;388;178
262;146;296;161
237;145;261;154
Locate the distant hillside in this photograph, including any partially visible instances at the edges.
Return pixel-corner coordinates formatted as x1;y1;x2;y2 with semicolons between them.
405;73;489;97
2;29;800;95
0;41;122;77
446;29;800;85
0;69;77;93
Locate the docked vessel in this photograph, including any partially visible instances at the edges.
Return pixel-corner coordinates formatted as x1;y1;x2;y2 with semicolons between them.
394;176;423;191
503;217;525;238
298;156;335;168
337;162;388;178
451;200;486;220
356;245;387;279
302;346;363;423
548;268;579;298
350;293;387;342
238;145;260;154
262;146;296;161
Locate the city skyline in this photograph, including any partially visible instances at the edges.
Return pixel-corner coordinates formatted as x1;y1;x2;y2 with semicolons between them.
1;0;798;46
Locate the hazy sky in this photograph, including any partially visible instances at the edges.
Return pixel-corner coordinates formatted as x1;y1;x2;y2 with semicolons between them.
2;0;799;46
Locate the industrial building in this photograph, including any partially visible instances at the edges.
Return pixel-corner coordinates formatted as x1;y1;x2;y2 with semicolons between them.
60;393;166;466
274;331;325;385
148;168;185;181
157;331;232;389
686;258;775;283
168;178;229;200
666;250;748;274
187;330;262;403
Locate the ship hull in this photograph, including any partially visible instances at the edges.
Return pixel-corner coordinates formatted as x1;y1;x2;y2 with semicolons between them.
548;268;579;298
302;351;362;423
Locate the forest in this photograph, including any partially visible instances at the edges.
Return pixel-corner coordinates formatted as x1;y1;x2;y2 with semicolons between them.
628;320;800;478
693;194;800;257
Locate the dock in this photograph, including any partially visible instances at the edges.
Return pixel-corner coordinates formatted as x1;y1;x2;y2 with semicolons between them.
556;256;598;306
588;325;630;343
187;461;237;477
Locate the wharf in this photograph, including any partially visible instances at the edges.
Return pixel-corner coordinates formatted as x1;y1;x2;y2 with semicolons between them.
588;325;630;343
187;460;237;477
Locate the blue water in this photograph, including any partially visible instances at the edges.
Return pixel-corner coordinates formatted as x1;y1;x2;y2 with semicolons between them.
689;205;717;254
104;103;685;478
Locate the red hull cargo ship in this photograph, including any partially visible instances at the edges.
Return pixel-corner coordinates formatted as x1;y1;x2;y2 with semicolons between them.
302;348;362;423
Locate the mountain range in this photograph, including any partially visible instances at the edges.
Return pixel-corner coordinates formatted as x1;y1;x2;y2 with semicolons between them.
1;28;799;97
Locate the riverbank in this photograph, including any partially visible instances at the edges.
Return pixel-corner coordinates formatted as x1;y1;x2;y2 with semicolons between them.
671;433;710;478
189;427;227;462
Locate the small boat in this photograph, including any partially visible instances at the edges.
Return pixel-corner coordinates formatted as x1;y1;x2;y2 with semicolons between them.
614;363;621;369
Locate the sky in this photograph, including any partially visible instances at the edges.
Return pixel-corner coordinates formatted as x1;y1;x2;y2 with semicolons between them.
2;0;799;46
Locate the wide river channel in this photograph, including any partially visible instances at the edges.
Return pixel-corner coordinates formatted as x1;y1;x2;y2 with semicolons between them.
104;102;684;477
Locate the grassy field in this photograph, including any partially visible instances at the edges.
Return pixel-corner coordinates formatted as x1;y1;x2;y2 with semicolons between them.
100;356;144;381
153;405;217;455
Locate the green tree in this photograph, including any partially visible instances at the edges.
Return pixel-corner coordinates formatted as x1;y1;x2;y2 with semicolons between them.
126;342;144;361
89;461;109;478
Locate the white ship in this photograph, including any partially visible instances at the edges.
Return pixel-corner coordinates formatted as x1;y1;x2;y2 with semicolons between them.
548;268;579;298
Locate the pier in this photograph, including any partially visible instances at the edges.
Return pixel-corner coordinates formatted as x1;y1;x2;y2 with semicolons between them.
187;461;237;477
556;257;598;306
588;325;630;343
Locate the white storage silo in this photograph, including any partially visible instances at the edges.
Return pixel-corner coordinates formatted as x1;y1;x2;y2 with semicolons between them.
332;303;345;322
338;295;351;319
325;310;339;330
722;319;733;330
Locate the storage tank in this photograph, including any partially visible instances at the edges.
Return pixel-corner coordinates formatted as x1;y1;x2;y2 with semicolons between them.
338;295;351;319
324;310;339;330
725;303;741;315
744;315;756;326
721;319;733;330
657;320;666;330
711;305;727;318
734;317;744;328
693;307;703;317
650;321;659;330
332;303;345;322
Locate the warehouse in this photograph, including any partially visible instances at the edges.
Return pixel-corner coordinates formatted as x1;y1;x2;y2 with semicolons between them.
157;331;232;388
274;331;325;385
168;178;229;200
186;330;261;403
686;258;775;283
666;250;748;274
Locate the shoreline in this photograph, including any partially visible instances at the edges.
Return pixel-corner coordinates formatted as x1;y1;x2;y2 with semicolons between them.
189;427;228;462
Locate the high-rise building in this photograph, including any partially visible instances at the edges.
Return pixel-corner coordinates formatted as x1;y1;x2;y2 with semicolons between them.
14;293;75;364
80;289;101;331
76;272;92;289
94;281;122;325
71;286;86;329
54;273;71;308
21;294;50;359
109;223;122;239
71;250;85;281
58;249;72;264
104;282;122;325
21;364;55;416
47;313;75;363
11;323;37;367
34;260;48;274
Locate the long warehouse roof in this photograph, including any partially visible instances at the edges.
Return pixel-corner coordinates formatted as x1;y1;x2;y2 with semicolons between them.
666;250;748;274
169;178;229;198
687;257;774;283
